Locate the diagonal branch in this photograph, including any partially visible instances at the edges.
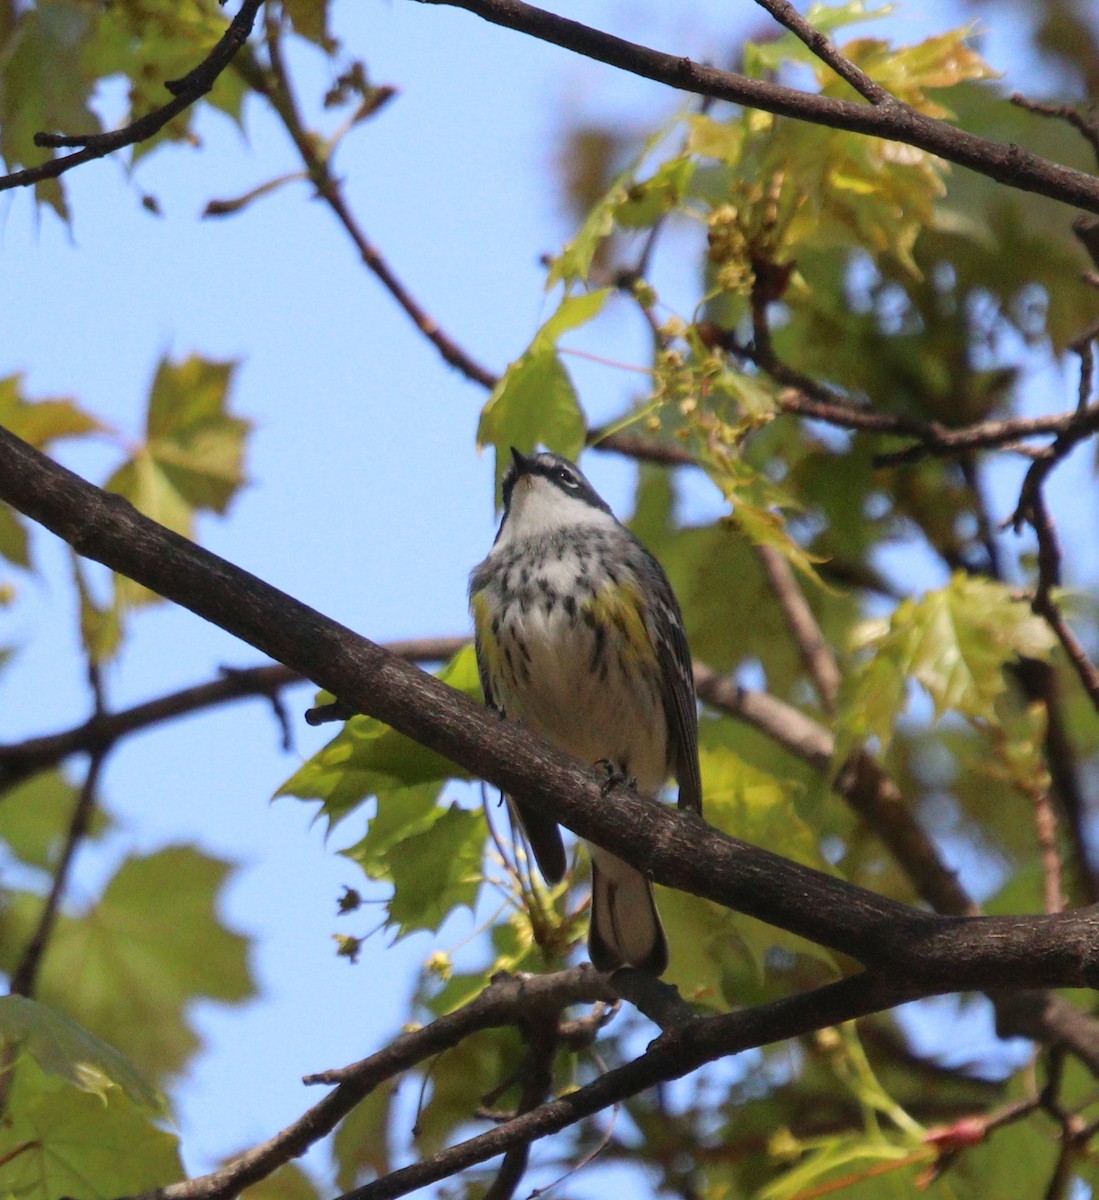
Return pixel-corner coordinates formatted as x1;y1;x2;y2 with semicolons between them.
130;967;615;1200
414;0;1099;215
246;18;499;389
4;425;1099;992
0;0;265;194
337;972;921;1200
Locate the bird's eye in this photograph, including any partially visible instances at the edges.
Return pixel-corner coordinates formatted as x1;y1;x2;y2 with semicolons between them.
553;466;579;489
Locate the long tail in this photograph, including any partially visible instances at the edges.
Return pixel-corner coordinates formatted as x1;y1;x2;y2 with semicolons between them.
588;850;668;975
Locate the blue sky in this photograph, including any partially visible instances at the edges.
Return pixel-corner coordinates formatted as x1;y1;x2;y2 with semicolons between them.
1;0;1094;1189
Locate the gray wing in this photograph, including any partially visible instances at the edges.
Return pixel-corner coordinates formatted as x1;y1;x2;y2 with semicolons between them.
644;555;703;816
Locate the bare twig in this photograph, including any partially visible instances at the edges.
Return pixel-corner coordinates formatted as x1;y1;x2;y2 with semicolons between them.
8;660;111;997
121;969;612;1200
7;752;106;997
0;0;265;194
749;0;892;105
755;543;841;714
415;0;1099;214
256;16;499;390
1011;94;1099;171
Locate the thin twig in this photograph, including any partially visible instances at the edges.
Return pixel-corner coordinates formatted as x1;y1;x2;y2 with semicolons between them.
257;16;498;390
0;0;265;194
749;0;892;105
1011;94;1099;171
0;638;468;795
8;661;111;997
755;543;841;714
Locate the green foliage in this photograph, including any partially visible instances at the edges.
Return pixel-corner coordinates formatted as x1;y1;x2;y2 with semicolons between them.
0;847;254;1085
278;646;482;827
0;769;111;871
840;573;1056;754
477;289;609;493
0;1058;183;1199
0;994;163;1112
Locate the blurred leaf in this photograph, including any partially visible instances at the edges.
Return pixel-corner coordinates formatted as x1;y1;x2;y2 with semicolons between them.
0;1;99;217
384;802;486;937
414;1026;523;1156
0;847;254;1084
278;647;481;828
283;0;333;49
74;556;124;663
0;768;111;872
0;375;104;448
334;1083;394;1189
840;574;1056;753
107;355;248;525
104;355;247;608
477;290;608;494
0;1058;182;1198
0;503;30;566
0;994;163;1112
237;1163;323;1200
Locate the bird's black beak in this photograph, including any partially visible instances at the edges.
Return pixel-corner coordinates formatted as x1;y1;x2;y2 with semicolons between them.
510;446;531;475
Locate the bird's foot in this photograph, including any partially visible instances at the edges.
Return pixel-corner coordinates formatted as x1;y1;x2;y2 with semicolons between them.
595;759;637;797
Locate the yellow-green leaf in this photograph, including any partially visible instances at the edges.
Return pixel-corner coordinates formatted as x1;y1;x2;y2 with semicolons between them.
278;647;480;828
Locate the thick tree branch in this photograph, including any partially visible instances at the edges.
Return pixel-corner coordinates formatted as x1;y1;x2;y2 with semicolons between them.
0;0;264;194
414;0;1099;215
3;426;1099;992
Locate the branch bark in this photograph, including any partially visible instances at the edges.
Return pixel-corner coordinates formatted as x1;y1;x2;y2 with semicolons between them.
0;0;264;194
3;426;1099;994
415;0;1099;215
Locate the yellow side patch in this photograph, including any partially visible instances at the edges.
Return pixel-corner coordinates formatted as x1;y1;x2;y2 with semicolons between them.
471;590;505;682
585;582;658;668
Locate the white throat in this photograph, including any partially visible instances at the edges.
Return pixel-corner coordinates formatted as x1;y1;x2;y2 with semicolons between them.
496;476;618;547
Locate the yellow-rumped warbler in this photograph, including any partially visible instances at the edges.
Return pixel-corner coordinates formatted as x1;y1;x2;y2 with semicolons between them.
470;447;702;975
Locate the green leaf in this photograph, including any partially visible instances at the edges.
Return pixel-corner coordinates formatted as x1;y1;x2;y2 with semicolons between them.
0;2;100;217
283;0;333;49
414;1027;523;1156
104;355;248;608
0;502;30;566
0;847;254;1084
106;355;248;526
476;290;608;494
614;155;695;228
73;554;125;663
340;783;446;876
840;574;1056;753
0;768;111;872
0;1058;182;1199
277;647;481;829
384;803;486;937
0;374;104;449
334;1084;394;1189
0;994;163;1113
